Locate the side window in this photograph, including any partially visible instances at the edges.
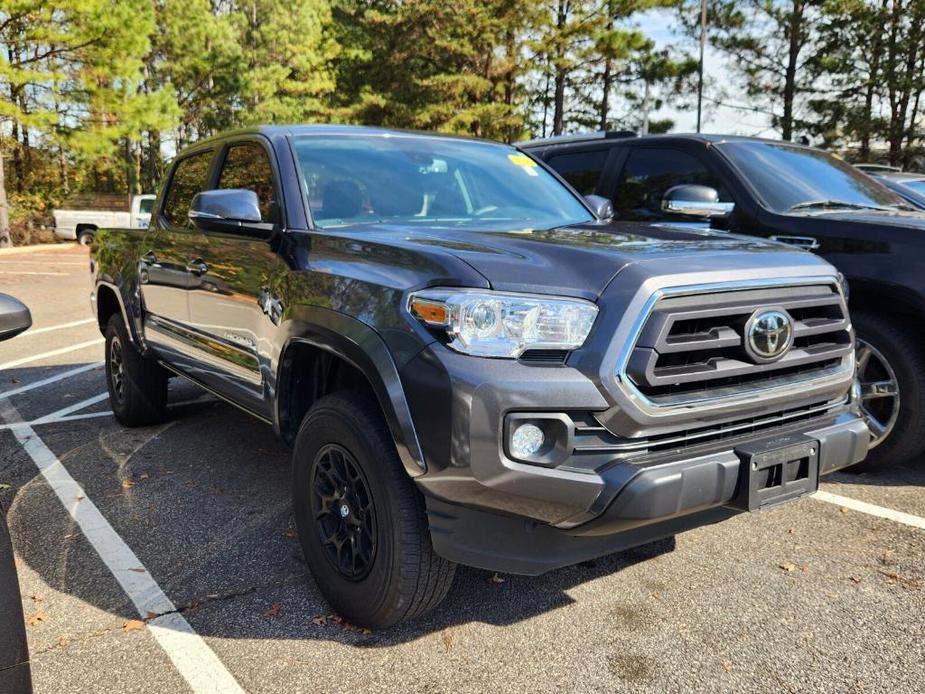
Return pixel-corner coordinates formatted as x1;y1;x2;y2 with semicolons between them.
613;148;730;220
162;151;213;228
545;149;608;195
217;143;276;222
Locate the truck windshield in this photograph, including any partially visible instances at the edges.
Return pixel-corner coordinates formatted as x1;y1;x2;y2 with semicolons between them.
292;135;594;230
716;141;908;213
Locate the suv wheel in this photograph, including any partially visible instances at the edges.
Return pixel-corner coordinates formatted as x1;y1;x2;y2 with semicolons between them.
849;311;925;471
292;391;455;628
104;314;168;426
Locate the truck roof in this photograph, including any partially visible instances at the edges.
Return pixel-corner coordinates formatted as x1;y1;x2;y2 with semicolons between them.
190;124;500;149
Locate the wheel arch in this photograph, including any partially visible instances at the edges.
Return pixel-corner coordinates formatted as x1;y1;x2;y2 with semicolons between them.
275;309;427;477
94;282;143;347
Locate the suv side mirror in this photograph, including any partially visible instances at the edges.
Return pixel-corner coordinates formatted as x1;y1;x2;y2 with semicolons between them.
584;194;614;221
0;294;32;342
188;189;275;238
661;184;734;219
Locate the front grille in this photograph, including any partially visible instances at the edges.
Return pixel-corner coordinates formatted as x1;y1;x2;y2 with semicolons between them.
623;283;852;405
561;397;847;471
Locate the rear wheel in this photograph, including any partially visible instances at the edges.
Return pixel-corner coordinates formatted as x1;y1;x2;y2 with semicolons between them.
849;311;925;471
292;391;455;628
77;228;95;246
104;315;168;426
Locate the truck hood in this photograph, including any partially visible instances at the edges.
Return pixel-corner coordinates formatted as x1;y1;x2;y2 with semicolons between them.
338;221;828;299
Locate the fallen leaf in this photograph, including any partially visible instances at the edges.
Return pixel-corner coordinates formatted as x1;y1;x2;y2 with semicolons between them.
441;629;454;653
122;619;145;631
128;567;146;573
29;594;43;603
139;474;149;480
875;569;920;588
311;615;327;626
0;483;11;491
721;660;733;672
145;611;157;620
14;558;22;570
840;507;849;513
57;637;68;647
121;479;135;489
779;563;798;573
264;602;281;617
849;575;863;584
27;611;49;626
283;528;297;539
488;573;506;584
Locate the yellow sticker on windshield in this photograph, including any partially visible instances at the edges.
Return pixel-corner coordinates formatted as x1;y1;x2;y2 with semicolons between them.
508;153;539;176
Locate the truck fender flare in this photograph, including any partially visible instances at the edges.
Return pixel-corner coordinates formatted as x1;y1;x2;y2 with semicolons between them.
276;309;427;477
94;280;145;349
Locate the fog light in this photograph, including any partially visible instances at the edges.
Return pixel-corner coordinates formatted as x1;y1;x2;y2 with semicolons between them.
511;423;545;458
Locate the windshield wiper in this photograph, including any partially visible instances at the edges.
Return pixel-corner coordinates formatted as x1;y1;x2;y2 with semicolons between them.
786;200;894;213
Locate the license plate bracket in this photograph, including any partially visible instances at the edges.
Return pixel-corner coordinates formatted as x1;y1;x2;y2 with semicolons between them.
732;433;819;511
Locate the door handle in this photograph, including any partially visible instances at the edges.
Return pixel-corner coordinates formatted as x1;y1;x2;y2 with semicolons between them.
186;258;208;275
141;251;157;264
769;235;820;250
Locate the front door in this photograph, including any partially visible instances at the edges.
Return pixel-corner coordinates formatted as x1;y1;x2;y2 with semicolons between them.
186;139;283;417
141;148;215;369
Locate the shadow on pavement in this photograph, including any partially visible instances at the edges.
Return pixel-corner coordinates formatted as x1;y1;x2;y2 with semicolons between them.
1;370;676;645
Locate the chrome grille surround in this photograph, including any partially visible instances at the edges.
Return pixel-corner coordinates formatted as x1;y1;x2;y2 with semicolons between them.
610;277;855;421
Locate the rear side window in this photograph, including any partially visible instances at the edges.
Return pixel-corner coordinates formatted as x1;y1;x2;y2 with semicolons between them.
614;148;730;220
217;143;277;222
162;151;213;228
546;149;608;195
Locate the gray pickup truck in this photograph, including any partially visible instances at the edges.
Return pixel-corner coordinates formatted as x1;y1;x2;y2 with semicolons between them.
91;125;869;628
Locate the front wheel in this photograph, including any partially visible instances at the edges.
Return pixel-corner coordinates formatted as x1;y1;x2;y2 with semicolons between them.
292;392;455;628
77;229;95;246
849;311;925;471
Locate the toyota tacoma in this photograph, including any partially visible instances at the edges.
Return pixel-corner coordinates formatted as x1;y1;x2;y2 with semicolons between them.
91;126;869;627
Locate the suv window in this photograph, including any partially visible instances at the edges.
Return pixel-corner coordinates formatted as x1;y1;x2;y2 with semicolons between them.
545;149;608;195
218;143;276;221
162;151;213;228
614;148;730;220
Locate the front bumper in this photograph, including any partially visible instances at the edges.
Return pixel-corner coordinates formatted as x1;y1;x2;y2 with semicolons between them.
402;345;869;575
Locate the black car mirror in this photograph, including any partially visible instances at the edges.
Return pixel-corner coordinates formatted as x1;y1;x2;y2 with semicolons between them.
584;194;614;221
0;294;32;342
661;184;735;219
188;189;275;238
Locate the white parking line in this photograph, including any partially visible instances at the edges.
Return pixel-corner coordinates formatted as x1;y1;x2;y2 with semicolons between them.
0;338;103;370
0;271;69;276
814;490;925;531
31;392;109;424
0;399;245;694
24;318;96;336
0;362;102;400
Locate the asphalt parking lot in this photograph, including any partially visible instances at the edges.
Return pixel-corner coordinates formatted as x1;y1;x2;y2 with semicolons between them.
1;244;924;693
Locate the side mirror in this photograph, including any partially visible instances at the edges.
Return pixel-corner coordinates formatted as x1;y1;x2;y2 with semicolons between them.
661;184;734;219
584;194;614;221
188;189;274;238
0;294;32;342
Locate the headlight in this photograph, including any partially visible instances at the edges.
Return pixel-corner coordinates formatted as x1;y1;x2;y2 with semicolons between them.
408;289;599;358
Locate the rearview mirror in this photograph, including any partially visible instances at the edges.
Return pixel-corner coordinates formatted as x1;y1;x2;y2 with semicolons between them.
584;194;614;221
661;184;734;219
188;189;274;238
0;294;32;342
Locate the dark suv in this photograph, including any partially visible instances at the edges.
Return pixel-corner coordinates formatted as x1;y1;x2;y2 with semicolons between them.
93;126;868;627
524;132;925;469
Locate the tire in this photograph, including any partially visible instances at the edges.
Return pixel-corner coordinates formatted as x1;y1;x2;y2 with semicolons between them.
77;229;95;246
104;314;168;427
292;391;455;628
849;310;925;471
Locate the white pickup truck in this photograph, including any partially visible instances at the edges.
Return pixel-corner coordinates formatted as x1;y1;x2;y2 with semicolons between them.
53;194;155;245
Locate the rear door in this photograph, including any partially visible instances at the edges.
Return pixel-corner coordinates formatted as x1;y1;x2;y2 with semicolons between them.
185;138;283;417
140;148;215;366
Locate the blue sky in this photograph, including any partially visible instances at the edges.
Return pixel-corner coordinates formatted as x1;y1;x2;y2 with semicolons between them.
635;8;774;136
